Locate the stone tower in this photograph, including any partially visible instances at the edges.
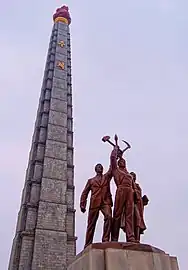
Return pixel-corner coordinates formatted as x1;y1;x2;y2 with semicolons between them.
9;5;76;270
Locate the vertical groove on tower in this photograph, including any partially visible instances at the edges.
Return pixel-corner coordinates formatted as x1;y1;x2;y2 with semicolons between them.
9;6;76;270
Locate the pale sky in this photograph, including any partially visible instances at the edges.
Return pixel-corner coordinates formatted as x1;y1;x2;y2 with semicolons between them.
0;1;188;269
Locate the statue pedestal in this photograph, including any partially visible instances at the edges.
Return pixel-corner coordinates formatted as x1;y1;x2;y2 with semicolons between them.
68;242;179;270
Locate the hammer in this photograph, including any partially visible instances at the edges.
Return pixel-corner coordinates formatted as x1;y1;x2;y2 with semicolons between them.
102;136;115;147
102;135;131;156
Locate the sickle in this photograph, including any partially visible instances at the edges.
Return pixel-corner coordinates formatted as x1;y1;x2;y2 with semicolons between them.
122;140;131;153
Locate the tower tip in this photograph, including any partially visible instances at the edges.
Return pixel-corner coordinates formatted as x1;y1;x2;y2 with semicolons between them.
53;5;71;25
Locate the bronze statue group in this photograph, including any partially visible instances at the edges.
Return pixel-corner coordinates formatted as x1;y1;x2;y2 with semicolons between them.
80;135;149;248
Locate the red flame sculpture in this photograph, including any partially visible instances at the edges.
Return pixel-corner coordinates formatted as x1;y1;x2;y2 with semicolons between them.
53;5;71;25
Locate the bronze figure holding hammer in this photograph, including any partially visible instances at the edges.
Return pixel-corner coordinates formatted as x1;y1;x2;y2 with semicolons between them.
102;135;136;242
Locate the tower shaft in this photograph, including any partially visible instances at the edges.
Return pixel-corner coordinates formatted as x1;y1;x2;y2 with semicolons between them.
9;8;76;270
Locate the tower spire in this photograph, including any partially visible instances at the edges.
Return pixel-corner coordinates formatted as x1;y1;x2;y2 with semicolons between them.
9;5;76;270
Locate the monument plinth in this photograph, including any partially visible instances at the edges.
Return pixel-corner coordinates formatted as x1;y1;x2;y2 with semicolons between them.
68;242;179;270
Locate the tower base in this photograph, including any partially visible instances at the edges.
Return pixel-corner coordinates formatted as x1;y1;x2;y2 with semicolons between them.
68;242;179;270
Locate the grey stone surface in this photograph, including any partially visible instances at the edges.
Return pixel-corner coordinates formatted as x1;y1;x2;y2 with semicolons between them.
43;100;50;112
51;86;67;101
105;249;129;270
51;47;56;54
54;22;58;30
58;22;68;31
68;85;72;94
40;178;67;203
43;157;67;180
51;41;56;49
30;183;40;204
20;185;30;204
25;208;37;230
55;53;67;62
57;36;67;46
66;212;74;236
67;105;72;118
67;67;71;75
67;94;72;105
37;201;67;231
68;247;180;270
33;163;43;179
53;77;66;89
8;235;21;270
49;62;54;70
32;229;67;270
47;124;67;142
67;59;71;68
67;149;73;165
67;132;73;148
67;167;74;186
170;257;179;270
67;241;76;266
25;163;34;180
46;79;52;89
58;34;68;42
45;139;67;160
19;236;34;270
126;250;154;270
41;113;49;127
67;118;73;131
38;127;47;143
54;68;67;80
66;189;74;208
52;36;57;42
153;253;172;270
16;207;26;232
58;29;68;36
67;75;72;84
36;144;45;161
56;45;67;55
49;110;67;127
47;70;53;79
68;253;89;270
68;249;104;270
50;98;67;113
45;89;51;100
32;129;39;143
89;250;105;270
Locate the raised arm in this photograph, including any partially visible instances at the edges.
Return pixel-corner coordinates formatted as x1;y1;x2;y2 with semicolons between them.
80;180;91;213
110;147;118;171
104;165;113;182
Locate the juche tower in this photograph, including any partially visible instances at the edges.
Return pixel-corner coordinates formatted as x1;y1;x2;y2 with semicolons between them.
9;6;76;270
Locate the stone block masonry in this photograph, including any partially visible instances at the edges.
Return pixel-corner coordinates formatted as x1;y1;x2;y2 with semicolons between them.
68;243;179;270
9;20;76;270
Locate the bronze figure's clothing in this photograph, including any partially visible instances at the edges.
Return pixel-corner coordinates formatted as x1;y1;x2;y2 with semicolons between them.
80;169;113;248
110;151;135;242
134;183;146;237
121;181;148;242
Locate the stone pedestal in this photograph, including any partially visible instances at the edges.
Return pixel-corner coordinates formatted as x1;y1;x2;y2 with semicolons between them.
68;242;179;270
